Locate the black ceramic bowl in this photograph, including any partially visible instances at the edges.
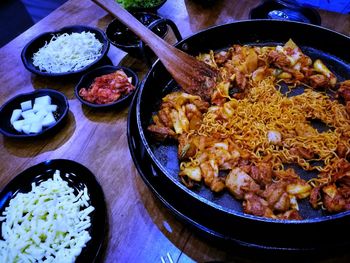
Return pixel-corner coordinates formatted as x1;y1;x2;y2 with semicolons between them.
21;25;110;78
0;159;107;262
75;65;138;109
106;12;168;57
0;89;69;138
123;0;167;12
250;0;321;25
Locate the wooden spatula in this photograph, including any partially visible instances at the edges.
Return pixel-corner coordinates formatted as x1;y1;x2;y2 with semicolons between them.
92;0;218;101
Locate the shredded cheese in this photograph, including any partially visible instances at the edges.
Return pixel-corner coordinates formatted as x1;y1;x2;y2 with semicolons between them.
32;31;103;73
0;170;95;263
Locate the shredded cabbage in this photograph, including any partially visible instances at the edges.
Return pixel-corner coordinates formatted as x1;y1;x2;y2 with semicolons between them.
32;31;103;73
0;170;95;263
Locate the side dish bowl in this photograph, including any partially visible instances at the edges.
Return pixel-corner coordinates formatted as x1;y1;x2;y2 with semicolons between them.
0;159;107;262
74;65;139;109
106;12;168;57
21;25;110;78
0;89;69;138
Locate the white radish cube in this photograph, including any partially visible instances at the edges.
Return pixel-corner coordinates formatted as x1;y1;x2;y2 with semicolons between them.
46;104;58;112
22;124;31;134
21;110;36;119
10;109;22;124
30;114;45;124
33;103;46;113
29;122;42;134
35;109;49;119
34;95;51;105
128;77;132;83
12;120;25;132
42;112;56;127
20;100;32;111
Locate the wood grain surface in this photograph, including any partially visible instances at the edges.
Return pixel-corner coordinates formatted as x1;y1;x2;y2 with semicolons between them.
0;0;349;262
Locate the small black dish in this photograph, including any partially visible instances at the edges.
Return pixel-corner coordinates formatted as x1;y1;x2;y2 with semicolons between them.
106;12;168;57
0;89;69;138
21;25;110;78
122;0;167;12
0;159;107;263
75;65;139;109
250;0;321;25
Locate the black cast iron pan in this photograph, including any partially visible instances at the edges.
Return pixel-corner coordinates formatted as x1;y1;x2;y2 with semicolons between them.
128;83;350;260
132;20;350;250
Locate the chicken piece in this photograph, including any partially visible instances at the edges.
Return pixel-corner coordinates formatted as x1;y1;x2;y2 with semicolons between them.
178;134;197;160
309;186;321;209
309;74;331;89
158;108;173;128
273;168;299;180
192;98;210;112
234;69;248;90
322;184;347;213
200;160;225;192
311;160;350;212
243;193;274;218
346;102;350;115
277;210;302;220
263;181;291;212
336;140;349;158
289;146;314;160
214;50;232;65
250;162;273;187
337;80;350;101
268;50;291;68
147;125;177;140
225;168;261;199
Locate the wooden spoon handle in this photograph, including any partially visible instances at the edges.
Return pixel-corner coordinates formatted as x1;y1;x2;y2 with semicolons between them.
92;0;174;55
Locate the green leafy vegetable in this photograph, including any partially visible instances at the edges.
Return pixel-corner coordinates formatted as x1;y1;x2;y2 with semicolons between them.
117;0;164;9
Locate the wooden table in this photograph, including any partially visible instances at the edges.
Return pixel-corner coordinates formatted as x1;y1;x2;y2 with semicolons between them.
0;0;349;262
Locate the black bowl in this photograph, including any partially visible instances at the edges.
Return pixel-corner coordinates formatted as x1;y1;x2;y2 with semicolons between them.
106;12;168;57
21;25;110;78
0;159;107;262
0;89;69;138
75;65;139;109
250;0;321;25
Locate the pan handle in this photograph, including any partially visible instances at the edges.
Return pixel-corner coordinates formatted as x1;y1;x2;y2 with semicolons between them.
139;18;183;67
